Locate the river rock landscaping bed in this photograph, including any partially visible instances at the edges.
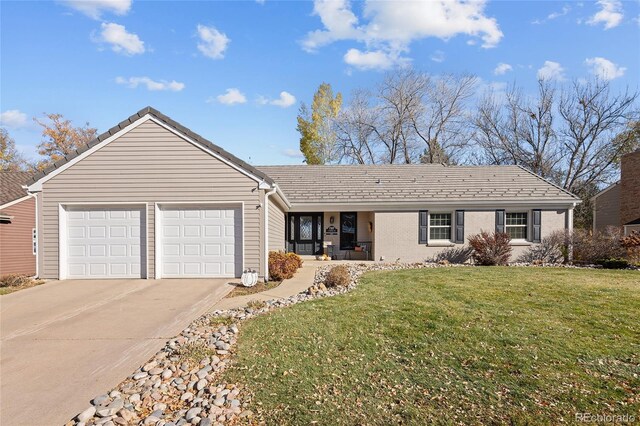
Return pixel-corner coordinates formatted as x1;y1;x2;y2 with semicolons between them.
67;261;628;426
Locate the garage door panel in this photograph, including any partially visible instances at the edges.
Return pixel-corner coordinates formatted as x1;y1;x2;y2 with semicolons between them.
160;206;241;278
164;225;180;237
66;206;145;279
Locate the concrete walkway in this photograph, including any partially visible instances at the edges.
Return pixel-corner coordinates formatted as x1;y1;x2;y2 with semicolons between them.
211;262;321;311
0;278;232;426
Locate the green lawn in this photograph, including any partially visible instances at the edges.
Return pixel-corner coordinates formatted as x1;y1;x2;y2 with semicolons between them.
224;267;640;425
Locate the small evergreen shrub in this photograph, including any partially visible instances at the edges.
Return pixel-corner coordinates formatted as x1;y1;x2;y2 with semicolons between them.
595;258;630;269
325;265;351;287
468;231;512;266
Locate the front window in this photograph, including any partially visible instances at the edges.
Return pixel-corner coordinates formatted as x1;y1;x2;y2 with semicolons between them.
429;213;451;240
506;212;527;239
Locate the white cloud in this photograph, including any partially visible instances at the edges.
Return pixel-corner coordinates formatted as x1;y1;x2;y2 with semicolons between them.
548;5;571;20
115;76;185;91
256;92;297;107
270;91;297;108
532;4;571;24
493;62;513;75
302;0;502;70
344;48;409;70
196;25;230;59
537;61;566;81
216;88;247;105
61;0;131;19
430;50;445;63
585;57;626;80
282;148;303;158
587;0;623;29
95;22;145;55
0;110;28;128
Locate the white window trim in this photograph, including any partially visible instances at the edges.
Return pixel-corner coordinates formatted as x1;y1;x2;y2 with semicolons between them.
505;211;529;242
428;212;453;244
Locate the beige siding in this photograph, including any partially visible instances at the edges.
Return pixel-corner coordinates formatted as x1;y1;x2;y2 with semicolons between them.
0;197;36;276
40;120;264;279
268;197;286;252
373;209;568;263
594;184;621;231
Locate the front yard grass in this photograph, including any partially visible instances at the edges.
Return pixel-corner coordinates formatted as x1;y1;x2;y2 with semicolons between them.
224;267;640;425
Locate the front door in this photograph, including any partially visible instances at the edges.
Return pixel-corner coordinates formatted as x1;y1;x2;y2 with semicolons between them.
288;213;323;255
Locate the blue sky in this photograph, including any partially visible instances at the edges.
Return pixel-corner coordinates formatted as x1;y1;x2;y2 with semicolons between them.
1;0;638;165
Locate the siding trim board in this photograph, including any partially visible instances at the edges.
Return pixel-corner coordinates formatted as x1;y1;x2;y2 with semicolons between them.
0;194;32;210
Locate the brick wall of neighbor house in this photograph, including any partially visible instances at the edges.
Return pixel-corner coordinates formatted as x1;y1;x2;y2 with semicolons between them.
372;209;567;263
268;197;286;252
620;150;640;226
38;120;265;279
0;197;36;276
594;184;621;231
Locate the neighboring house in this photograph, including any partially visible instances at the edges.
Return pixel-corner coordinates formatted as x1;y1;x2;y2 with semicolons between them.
0;171;36;276
592;150;640;235
26;107;580;281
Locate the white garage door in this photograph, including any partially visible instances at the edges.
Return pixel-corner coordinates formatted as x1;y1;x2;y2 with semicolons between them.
66;207;145;279
160;206;242;278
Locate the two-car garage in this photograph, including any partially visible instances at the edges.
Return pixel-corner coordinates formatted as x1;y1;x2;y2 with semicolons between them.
62;204;242;280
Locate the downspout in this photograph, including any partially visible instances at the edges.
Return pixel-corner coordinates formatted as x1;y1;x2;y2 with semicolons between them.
567;202;575;263
264;186;277;282
22;186;39;279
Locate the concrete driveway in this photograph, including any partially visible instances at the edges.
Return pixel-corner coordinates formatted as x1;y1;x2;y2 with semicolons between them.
0;278;232;426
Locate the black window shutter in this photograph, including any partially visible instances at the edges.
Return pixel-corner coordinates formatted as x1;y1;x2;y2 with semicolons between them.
455;210;465;243
532;209;542;243
419;210;428;244
495;209;505;233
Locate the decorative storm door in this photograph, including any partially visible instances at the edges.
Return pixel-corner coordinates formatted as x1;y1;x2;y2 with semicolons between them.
287;213;323;255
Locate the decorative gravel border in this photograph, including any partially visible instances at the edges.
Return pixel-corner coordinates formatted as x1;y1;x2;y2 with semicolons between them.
67;261;634;426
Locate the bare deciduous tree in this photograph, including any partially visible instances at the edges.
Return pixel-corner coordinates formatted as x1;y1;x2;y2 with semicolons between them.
413;74;477;164
473;80;558;178
334;90;378;164
375;69;426;164
333;69;477;165
473;77;639;227
557;80;638;192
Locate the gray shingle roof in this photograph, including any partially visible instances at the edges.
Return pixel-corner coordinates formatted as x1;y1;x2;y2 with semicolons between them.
257;164;579;205
29;106;274;185
0;171;32;205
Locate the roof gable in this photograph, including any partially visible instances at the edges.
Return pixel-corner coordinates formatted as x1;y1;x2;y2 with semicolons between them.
27;107;274;191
